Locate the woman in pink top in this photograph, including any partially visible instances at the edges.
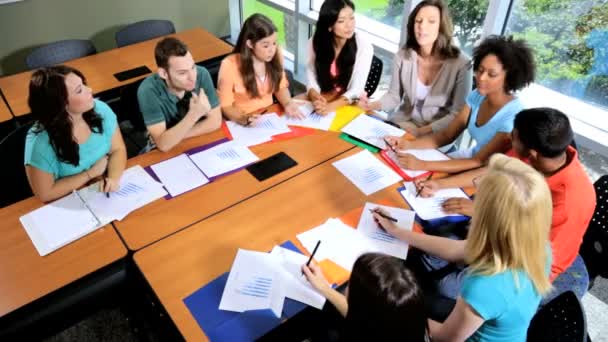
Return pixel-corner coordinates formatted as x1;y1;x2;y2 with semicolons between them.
218;14;303;125
307;0;374;114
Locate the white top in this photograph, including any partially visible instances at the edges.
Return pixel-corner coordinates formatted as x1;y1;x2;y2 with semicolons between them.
306;32;374;102
412;78;431;117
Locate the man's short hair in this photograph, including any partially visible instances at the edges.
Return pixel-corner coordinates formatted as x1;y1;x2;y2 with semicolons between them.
154;37;189;70
514;107;574;158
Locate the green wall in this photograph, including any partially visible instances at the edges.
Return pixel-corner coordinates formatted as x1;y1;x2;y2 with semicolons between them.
0;0;230;76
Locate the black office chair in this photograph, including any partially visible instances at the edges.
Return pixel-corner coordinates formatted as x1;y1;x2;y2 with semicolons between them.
115;20;176;47
580;175;608;289
364;55;383;97
0;122;34;207
117;79;147;132
527;291;588;342
26;40;97;70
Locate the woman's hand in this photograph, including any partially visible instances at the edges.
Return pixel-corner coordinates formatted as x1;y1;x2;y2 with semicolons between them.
101;177;120;193
371;207;401;236
397;152;426;170
284;100;305;119
442;198;474;216
302;262;331;296
88;155;109;179
414;178;440;198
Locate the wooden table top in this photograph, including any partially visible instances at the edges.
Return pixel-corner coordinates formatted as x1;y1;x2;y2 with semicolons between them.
114;123;355;251
0;27;232;117
0;197;127;317
134;148;414;341
0;94;12;123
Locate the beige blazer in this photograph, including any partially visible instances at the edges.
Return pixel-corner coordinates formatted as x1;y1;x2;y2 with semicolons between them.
379;48;472;132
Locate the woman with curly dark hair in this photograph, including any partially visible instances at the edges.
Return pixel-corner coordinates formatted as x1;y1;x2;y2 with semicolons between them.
25;65;127;202
306;0;374;115
303;253;428;341
386;35;535;175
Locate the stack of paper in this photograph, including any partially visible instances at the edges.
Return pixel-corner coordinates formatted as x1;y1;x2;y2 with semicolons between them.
219;249;285;318
357;202;414;260
226;113;292;147
189;140;259;178
341;114;405;149
385;149;450;178
400;182;470;220
21;165;167;256
283;102;336;131
333;150;401;195
297;218;378;271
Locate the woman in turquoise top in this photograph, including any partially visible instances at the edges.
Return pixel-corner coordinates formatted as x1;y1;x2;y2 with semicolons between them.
386;35;534;174
24;66;127;202
374;154;553;341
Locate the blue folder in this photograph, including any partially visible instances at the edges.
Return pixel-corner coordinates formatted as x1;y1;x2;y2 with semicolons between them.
183;241;308;341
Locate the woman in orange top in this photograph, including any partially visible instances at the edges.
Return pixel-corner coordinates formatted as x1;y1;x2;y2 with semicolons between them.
217;14;303;126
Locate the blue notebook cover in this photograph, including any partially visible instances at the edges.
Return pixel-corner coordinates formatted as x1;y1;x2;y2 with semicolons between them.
183;241;308;341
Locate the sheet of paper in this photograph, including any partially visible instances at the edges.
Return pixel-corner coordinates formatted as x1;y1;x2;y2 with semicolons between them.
226;113;292;147
81;165;168;221
189;141;259;178
357;203;415;260
341;114;405;149
297;218;379;271
20;192;102;256
386;149;450;178
219;249;285;318
283;102;336;131
332;150;401;196
269;246;326;309
150;154;209;197
400;182;469;220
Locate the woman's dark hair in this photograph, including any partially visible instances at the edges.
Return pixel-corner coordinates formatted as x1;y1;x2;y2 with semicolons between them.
405;0;460;59
514;107;573;158
28;65;102;166
313;0;357;93
473;35;536;93
233;14;284;98
342;253;427;341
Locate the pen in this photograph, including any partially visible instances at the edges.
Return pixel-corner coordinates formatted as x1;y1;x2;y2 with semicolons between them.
370;209;398;222
103;177;109;198
303;240;321;275
384;138;397;152
415;173;434;198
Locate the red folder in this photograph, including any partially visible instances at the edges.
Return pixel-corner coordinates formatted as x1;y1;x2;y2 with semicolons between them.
379;149;432;181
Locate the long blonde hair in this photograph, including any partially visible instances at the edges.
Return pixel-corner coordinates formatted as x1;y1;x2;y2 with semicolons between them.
466;154;552;295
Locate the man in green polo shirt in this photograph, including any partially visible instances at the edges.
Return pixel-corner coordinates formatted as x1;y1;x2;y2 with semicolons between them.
137;37;222;152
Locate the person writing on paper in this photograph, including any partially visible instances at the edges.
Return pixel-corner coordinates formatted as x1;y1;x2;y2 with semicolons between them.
137;38;222;152
25;66;127;202
374;154;552;341
416;108;596;284
302;253;428;341
359;0;472;137
306;0;374;114
385;35;535;174
217;14;303;126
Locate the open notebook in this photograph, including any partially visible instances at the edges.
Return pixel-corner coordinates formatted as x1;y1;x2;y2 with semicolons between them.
20;165;167;256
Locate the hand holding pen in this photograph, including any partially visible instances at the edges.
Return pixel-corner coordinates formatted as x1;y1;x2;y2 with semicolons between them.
371;208;399;234
414;173;437;198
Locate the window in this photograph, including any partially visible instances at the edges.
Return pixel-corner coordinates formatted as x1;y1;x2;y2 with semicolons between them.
447;0;488;55
505;0;608;129
243;0;295;53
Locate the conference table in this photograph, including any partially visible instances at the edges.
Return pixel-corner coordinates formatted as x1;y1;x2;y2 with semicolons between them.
0;197;126;319
133;147;413;341
113;107;355;251
0;27;232;117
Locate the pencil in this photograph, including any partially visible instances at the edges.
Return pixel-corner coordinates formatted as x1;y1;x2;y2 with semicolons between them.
370;209;398;222
384;138;397;152
303;240;321;274
415;173;434;198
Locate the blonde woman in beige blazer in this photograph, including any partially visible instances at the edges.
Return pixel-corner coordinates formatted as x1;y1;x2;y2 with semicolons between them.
361;0;472;137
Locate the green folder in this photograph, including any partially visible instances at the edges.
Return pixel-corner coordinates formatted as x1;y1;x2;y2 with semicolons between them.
339;133;380;153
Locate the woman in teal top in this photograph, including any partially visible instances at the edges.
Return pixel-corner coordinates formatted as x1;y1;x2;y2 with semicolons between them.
373;154;553;341
24;66;127;202
386;35;534;174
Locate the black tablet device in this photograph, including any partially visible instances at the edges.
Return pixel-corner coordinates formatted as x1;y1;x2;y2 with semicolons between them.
246;152;297;181
113;66;152;81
